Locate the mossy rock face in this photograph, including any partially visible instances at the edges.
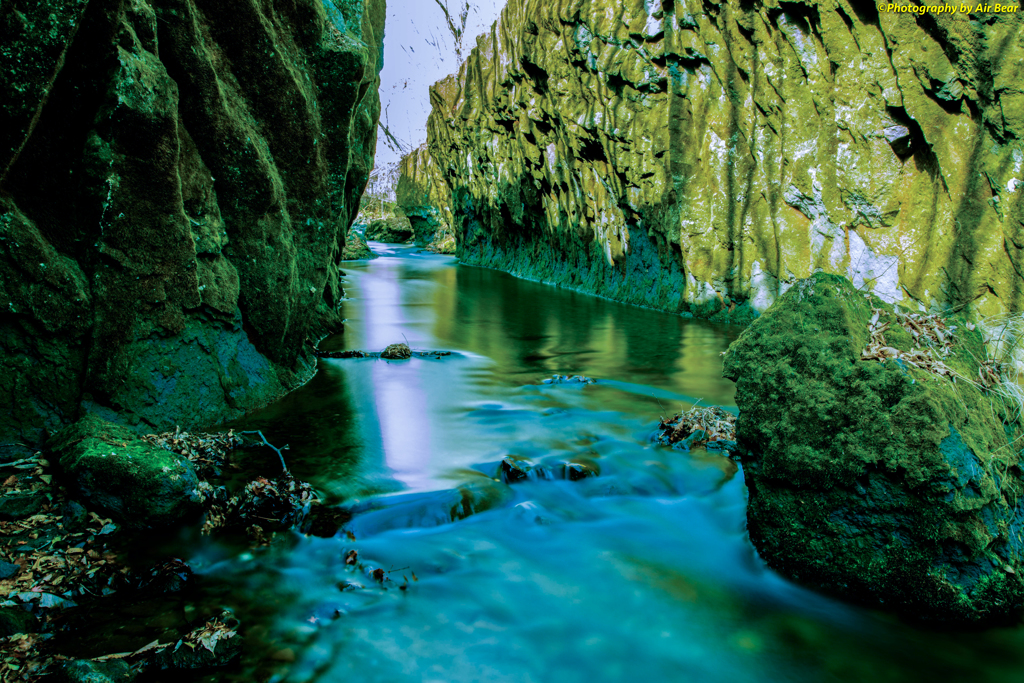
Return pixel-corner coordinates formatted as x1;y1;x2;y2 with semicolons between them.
0;0;385;447
723;273;1024;626
365;216;414;243
50;416;202;529
396;144;455;250
422;0;1024;324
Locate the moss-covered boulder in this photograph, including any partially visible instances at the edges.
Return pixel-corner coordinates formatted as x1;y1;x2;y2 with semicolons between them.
340;229;378;260
364;216;413;243
50;416;202;529
723;273;1024;626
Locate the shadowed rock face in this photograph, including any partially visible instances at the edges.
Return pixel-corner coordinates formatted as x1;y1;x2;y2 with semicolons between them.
423;0;1024;323
0;0;385;451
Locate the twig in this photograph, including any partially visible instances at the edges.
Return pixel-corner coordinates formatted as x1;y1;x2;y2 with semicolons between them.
239;431;290;474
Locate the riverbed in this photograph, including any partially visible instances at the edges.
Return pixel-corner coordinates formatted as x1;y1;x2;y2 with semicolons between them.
193;244;1024;683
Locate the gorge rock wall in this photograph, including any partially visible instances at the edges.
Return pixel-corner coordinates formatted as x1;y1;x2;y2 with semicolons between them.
425;0;1024;322
396;144;456;252
0;0;385;452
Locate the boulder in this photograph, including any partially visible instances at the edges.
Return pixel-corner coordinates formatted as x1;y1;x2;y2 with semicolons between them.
50;416;202;529
364;216;414;243
340;229;378;261
0;491;47;520
0;607;36;637
723;273;1024;626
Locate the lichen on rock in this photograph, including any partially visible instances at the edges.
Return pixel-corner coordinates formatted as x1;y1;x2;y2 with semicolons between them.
724;272;1024;625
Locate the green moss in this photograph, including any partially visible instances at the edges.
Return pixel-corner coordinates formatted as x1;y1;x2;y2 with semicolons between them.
725;273;1024;625
51;415;201;528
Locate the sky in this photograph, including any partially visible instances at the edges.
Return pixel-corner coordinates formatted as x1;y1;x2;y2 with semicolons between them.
374;0;507;168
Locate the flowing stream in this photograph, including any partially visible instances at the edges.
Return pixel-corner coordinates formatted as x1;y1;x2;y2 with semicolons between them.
187;244;1024;682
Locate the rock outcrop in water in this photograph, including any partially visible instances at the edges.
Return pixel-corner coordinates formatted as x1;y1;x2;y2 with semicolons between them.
724;273;1024;626
0;0;385;451
421;0;1023;323
396;145;456;253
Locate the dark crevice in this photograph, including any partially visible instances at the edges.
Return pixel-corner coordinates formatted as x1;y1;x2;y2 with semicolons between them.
576;137;607;164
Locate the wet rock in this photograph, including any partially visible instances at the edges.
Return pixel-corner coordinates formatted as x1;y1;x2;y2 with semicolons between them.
61;499;90;532
501;457;599;483
0;491;47;520
364;216;414;243
381;343;412;360
724;273;1024;626
152;633;242;671
340;229;379;261
500;457;534;484
50;416;202;529
0;607;36;637
562;462;599;481
300;501;353;538
56;659;135;683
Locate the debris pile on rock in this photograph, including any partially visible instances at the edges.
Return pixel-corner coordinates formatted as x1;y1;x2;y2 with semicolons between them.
381;343;412;360
202;475;318;538
656;405;737;452
142;428;243;479
542;375;596;385
861;303;956;377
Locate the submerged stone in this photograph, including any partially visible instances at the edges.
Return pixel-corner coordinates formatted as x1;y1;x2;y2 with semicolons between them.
50;416;202;529
723;273;1024;626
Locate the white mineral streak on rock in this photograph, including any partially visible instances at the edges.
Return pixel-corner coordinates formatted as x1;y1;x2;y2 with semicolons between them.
848;230;902;303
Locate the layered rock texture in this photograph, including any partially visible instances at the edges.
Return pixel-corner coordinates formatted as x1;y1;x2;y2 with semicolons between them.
396;145;456;253
0;0;385;451
724;273;1024;626
423;0;1024;322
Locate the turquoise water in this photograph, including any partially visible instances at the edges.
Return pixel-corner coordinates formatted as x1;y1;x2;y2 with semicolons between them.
195;244;1024;683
